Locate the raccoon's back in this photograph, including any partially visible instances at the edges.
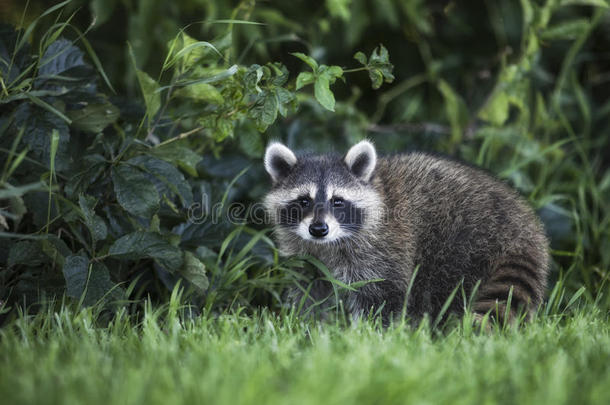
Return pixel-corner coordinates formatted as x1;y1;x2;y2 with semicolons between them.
373;153;549;319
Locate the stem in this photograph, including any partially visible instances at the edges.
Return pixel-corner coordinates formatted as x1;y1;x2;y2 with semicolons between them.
156;126;205;147
342;67;368;74
146;84;175;142
0;77;8;97
91;254;111;263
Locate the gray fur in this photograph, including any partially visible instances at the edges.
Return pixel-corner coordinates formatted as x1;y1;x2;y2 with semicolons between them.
263;142;550;325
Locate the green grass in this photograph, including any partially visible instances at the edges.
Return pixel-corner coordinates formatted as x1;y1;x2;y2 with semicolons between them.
1;301;608;405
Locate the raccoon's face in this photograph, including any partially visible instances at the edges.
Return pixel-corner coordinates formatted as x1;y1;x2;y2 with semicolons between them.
263;141;382;244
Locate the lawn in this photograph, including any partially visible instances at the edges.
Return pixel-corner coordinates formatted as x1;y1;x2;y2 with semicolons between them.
1;4;609;404
1;303;608;405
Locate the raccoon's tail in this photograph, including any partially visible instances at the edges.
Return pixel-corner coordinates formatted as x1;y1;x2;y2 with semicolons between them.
473;258;545;324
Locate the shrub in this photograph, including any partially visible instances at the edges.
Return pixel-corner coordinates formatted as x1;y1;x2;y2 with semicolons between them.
1;0;608;314
0;2;394;313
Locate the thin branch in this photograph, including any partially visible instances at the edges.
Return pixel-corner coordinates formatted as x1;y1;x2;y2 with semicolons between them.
156;126;205;147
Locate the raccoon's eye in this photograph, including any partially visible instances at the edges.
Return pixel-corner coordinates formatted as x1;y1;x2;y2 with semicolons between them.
298;197;311;208
331;197;345;208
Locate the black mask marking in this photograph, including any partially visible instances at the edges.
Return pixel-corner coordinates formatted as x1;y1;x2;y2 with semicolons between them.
279;196;312;227
331;198;364;231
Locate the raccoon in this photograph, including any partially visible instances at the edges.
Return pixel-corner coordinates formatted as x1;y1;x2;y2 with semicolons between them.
263;140;549;324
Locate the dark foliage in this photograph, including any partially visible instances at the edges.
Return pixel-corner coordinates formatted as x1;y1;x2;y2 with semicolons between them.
0;0;608;314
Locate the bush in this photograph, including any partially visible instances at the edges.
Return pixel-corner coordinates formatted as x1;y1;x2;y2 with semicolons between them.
0;0;608;315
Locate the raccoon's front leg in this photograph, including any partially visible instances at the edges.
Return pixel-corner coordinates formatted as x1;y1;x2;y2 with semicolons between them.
345;280;407;325
284;279;337;319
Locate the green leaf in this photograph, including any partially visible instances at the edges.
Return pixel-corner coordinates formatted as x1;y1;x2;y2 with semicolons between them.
437;79;469;145
135;69;161;123
0;23;33;83
244;64;264;92
314;72;337;111
165;32;222;70
174;82;224;104
33;38;97;99
40;235;72;269
268;62;290;87
101;205;134;238
78;195;107;242
159;65;239;91
238;133;264;158
62;254;119;306
262;91;279;126
14;104;71;172
127;155;193;206
149;214;161;233
179;251;209;294
326;0;353;20
175;39;221;65
559;0;609;7
62;254;89;299
0;182;47;199
210;116;235;141
249;90;282;131
38;38;88;78
275;87;295;117
108;231;183;271
326;65;344;80
129;43;160;123
25;94;72;124
295;72;315;90
111;164;160;218
369;69;384;90
353;51;367;65
366;44;394;89
64;154;107;198
479;91;510;126
8;195;27;230
291;52;318;71
149;142;202;178
8;241;47;267
67;102;120;133
542;19;590;41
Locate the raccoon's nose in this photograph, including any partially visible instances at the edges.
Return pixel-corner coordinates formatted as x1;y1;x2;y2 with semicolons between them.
309;222;329;238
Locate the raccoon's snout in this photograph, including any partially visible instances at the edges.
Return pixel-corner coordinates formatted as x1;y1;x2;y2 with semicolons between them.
309;222;329;238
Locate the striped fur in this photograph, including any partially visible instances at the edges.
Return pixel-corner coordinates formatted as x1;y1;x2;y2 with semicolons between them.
474;257;546;322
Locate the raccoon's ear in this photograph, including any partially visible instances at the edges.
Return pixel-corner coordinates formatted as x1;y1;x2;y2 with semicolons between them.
344;140;377;182
264;142;297;183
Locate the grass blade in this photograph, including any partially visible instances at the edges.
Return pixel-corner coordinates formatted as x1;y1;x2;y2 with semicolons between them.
26;94;72;124
45;129;59;234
